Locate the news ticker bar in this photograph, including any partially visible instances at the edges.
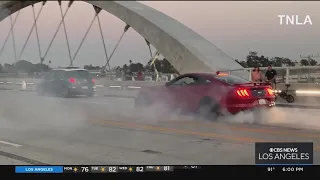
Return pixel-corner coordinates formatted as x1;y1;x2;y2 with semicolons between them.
15;165;195;173
9;165;320;174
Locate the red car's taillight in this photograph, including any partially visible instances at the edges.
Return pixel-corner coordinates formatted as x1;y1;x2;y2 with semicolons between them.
236;89;250;97
266;87;274;96
69;78;76;84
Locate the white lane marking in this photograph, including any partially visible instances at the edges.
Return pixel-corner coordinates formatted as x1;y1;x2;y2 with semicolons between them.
0;140;23;147
109;85;122;88
127;86;141;88
79;101;111;105
95;85;104;88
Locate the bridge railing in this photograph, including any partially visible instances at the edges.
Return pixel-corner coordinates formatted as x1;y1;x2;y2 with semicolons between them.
97;72;179;82
222;66;320;84
4;66;320;84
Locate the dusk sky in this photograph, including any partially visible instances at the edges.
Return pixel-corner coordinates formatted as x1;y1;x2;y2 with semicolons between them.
0;1;320;68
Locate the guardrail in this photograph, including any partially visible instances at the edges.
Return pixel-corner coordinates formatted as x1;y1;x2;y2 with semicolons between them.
0;72;178;83
0;81;35;85
2;79;320;96
5;66;320;84
0;80;143;90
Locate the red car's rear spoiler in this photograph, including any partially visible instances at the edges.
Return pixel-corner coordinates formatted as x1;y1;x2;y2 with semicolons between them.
234;82;272;87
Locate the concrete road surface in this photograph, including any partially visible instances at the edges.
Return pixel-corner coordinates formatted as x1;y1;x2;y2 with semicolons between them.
0;91;320;165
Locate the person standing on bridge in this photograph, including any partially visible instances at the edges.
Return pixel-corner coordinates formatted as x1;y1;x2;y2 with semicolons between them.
115;67;122;81
251;67;263;82
265;65;277;89
137;70;143;81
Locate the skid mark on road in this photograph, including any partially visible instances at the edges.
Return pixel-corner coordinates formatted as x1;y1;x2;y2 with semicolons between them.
162;120;320;139
89;119;320;151
0;151;48;165
89;120;274;143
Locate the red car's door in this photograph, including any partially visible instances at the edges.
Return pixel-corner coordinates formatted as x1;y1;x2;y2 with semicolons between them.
163;75;194;110
166;75;211;111
176;76;212;111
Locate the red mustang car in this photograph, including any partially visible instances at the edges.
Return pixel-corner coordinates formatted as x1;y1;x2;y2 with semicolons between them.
135;72;275;120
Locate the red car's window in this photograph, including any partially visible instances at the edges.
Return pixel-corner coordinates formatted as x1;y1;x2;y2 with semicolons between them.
171;76;196;86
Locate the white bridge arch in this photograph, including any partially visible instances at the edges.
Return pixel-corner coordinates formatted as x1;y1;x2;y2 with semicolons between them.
0;1;242;74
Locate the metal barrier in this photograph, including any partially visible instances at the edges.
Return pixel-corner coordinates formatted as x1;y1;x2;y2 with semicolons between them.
0;72;178;83
0;80;143;91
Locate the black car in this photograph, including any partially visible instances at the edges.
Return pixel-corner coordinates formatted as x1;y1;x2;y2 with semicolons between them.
36;68;96;97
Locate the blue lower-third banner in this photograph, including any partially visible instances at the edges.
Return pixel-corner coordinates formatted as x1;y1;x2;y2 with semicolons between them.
255;142;313;165
15;166;63;173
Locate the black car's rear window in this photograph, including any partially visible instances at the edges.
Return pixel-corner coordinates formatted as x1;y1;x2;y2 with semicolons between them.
65;70;90;79
214;74;249;84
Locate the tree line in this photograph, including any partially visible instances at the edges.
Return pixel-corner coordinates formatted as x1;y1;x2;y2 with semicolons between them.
0;58;178;75
236;51;319;68
1;52;318;75
86;58;178;74
0;60;50;75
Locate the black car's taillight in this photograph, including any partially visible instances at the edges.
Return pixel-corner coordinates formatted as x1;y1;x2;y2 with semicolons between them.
69;78;76;84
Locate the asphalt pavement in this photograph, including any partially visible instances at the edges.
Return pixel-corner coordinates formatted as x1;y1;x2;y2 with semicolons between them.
0;91;320;165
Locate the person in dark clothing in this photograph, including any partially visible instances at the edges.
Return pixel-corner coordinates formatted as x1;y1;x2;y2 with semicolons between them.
265;65;277;88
